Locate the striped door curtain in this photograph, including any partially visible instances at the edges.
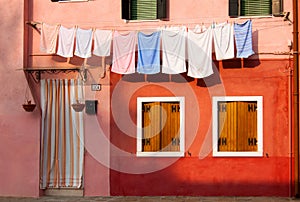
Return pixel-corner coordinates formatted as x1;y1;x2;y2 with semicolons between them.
40;79;84;189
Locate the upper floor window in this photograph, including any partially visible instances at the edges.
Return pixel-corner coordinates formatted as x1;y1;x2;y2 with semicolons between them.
229;0;283;17
122;0;168;20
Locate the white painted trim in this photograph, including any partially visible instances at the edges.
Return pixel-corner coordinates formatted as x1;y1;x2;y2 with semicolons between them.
212;96;263;157
59;0;89;2
137;97;185;157
137;151;185;157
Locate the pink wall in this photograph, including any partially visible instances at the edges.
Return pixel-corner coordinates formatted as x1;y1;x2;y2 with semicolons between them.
0;0;294;197
0;0;40;197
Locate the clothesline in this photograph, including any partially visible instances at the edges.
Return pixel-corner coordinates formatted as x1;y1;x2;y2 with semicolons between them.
32;14;284;25
40;20;254;78
30;15;288;31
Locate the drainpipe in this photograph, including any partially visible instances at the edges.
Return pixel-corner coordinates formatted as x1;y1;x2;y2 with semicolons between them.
293;0;299;197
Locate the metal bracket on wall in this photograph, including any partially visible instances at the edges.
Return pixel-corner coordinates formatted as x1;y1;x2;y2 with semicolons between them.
26;21;42;33
18;67;82;83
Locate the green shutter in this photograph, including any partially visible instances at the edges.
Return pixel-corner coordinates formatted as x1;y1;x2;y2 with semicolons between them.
122;0;131;20
229;0;239;17
241;0;272;16
272;0;283;16
131;0;157;20
157;0;167;19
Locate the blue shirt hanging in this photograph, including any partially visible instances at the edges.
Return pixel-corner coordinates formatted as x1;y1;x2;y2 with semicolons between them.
137;31;161;74
234;20;255;58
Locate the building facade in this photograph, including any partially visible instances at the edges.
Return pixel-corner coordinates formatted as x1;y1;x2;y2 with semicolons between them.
0;0;298;197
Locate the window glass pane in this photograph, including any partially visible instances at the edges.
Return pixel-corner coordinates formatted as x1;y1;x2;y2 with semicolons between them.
241;0;272;16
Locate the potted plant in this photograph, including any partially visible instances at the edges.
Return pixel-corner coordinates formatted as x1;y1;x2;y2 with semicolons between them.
71;100;85;112
22;100;36;112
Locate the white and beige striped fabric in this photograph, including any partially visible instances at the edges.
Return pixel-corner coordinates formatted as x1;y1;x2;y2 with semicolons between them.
40;79;84;189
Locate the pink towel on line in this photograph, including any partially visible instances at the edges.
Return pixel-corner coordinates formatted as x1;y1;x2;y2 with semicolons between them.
111;31;137;74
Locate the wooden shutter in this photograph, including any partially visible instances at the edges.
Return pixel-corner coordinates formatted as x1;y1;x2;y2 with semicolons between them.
272;0;283;16
157;0;167;19
238;101;257;151
131;0;157;20
142;102;161;152
229;0;239;17
142;102;180;152
218;102;237;151
218;101;257;152
161;103;180;152
122;0;131;20
241;0;272;16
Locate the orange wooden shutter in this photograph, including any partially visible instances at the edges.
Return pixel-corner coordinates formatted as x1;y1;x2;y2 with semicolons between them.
218;101;257;152
218;101;237;151
142;102;161;152
161;102;180;152
237;101;257;151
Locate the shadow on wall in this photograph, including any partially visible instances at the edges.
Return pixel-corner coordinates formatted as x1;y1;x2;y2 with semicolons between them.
120;61;222;87
109;157;291;196
222;30;260;69
222;58;261;69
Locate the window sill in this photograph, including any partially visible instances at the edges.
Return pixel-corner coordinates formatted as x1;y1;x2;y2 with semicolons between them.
213;151;263;157
236;15;274;19
123;19;161;23
58;0;89;2
137;151;184;157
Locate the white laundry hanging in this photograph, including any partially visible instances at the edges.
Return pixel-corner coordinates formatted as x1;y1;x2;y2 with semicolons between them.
187;27;214;78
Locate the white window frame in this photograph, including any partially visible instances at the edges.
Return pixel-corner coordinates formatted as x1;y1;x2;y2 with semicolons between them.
137;97;185;157
212;96;263;157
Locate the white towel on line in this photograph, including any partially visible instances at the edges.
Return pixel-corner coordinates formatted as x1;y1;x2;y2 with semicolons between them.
74;28;93;58
187;27;213;78
161;26;187;74
93;30;112;57
57;26;76;58
213;22;234;60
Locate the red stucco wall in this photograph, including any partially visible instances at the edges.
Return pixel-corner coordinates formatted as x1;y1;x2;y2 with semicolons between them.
109;59;291;196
